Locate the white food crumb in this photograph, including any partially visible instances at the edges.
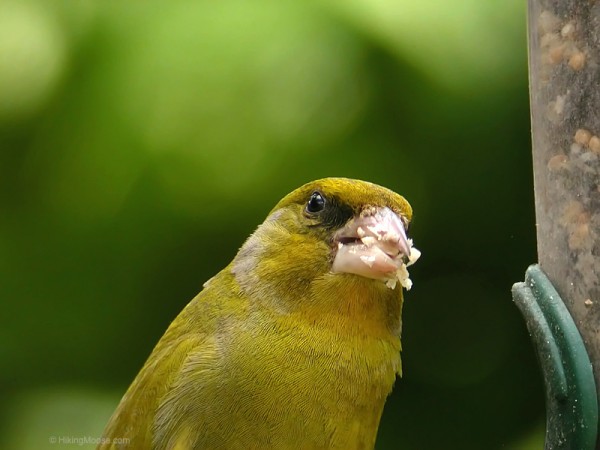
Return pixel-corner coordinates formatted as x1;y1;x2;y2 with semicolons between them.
366;224;386;239
361;236;377;247
386;243;421;291
396;264;412;290
407;245;421;266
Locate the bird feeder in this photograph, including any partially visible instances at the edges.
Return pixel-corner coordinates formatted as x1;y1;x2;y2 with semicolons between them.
512;1;600;448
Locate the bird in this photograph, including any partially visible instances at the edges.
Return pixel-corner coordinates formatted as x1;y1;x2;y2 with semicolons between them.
99;177;419;450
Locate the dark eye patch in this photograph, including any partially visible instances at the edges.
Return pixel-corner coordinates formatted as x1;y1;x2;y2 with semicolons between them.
318;196;354;229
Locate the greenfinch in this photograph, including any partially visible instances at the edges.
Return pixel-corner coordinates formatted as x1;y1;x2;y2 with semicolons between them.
100;177;419;450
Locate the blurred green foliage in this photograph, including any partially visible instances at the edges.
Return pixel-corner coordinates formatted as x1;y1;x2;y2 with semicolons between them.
0;0;543;449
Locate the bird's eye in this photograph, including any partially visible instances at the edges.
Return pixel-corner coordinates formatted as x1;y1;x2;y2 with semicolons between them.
306;192;326;213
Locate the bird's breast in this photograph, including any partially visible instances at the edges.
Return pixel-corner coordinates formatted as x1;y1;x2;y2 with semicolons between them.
211;308;401;448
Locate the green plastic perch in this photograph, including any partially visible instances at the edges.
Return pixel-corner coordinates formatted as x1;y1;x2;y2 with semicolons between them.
512;265;598;449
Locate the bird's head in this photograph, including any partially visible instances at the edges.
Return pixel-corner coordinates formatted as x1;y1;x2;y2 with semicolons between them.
230;178;418;322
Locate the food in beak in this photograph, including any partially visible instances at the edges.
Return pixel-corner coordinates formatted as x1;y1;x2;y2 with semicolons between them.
331;207;420;289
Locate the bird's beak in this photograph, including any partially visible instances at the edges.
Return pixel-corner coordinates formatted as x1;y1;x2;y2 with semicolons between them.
331;207;418;285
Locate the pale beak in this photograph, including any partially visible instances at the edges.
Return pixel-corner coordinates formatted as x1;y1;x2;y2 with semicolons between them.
331;206;416;283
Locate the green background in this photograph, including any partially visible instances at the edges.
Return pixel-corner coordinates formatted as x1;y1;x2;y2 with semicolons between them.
0;1;543;449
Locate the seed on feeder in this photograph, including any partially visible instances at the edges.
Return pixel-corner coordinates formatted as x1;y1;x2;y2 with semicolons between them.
584;299;593;307
568;52;586;70
589;136;600;153
574;128;592;146
547;154;569;171
561;22;576;39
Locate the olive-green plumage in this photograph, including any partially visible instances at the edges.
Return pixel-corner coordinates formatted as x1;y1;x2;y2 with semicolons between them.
100;178;414;450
